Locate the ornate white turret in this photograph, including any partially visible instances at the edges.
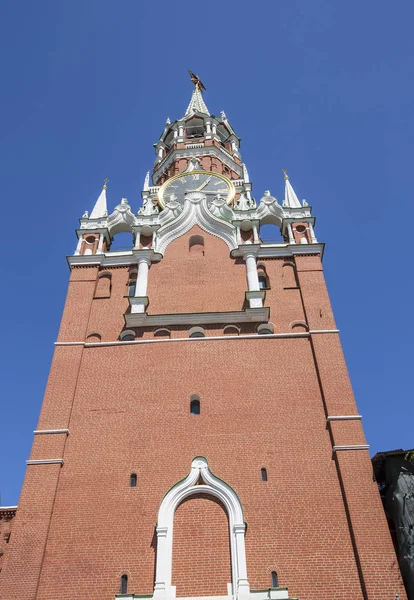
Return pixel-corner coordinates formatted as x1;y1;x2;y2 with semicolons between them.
90;179;108;219
282;170;302;209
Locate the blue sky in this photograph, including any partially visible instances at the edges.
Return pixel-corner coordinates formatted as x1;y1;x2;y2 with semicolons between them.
0;1;413;505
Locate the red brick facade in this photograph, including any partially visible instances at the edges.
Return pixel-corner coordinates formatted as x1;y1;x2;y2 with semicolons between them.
0;225;407;600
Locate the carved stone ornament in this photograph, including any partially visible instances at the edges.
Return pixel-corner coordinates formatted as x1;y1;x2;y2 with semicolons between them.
186;157;202;172
107;198;136;235
234;191;256;211
138;197;159;216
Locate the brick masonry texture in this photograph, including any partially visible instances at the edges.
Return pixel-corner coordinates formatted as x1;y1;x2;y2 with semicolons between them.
0;228;407;600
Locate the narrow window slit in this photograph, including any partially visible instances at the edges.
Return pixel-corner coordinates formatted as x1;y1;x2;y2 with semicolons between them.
120;574;128;594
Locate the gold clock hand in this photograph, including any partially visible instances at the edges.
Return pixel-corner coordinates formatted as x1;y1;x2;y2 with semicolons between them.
194;175;212;192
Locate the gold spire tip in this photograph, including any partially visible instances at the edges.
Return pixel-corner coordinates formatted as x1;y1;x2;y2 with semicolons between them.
103;178;109;190
282;169;289;181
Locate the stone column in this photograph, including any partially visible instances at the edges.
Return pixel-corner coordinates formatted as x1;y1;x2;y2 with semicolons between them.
244;251;260;292
97;233;105;254
135;256;151;297
287;222;295;244
234;524;250;600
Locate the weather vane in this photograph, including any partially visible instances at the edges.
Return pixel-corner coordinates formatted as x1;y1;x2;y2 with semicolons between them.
187;69;206;92
103;178;109;189
282;169;289;180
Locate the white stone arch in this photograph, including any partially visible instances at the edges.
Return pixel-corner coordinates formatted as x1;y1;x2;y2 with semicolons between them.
153;457;250;600
156;195;237;255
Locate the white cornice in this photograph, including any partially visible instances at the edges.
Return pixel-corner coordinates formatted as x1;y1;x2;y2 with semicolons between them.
26;459;64;465
327;415;362;422
125;307;270;328
33;429;70;435
333;445;370;452
67;248;163;269
231;243;324;259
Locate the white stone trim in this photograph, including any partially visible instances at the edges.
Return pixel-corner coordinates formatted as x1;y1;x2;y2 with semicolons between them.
67;242;325;268
116;591;289;600
327;416;362;422
53;329;340;348
26;459;64;465
33;429;69;435
309;329;339;334
154;457;249;600
0;506;18;510
333;445;370;452
231;243;325;259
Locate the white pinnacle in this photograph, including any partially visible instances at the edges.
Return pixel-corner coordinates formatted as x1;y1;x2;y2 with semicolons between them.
90;180;108;219
184;84;210;117
143;171;150;191
283;171;301;209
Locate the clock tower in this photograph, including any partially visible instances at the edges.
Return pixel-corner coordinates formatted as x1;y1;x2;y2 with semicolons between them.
0;75;407;600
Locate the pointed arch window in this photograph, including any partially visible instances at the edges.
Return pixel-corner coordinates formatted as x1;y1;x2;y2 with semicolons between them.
95;271;112;298
120;574;128;594
257;264;270;290
190;395;200;415
189;326;205;339
261;467;268;481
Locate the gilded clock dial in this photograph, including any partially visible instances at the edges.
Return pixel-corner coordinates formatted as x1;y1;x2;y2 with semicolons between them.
158;170;235;207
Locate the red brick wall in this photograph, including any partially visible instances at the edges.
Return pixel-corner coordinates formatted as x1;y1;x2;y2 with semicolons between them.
0;229;407;600
172;495;231;597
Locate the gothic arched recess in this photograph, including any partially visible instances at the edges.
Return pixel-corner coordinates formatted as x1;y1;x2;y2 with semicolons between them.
153;457;250;600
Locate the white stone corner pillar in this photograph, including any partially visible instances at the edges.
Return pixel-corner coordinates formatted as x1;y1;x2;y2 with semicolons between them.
135;255;151;297
242;246;264;309
234;523;250;600
153;526;169;600
130;254;151;314
309;222;317;243
245;251;260;292
287;222;295;244
252;224;259;244
97;233;105;254
74;236;83;256
134;227;142;249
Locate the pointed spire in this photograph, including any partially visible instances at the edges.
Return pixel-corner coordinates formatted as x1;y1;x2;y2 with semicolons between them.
143;171;150;191
242;163;250;184
90;179;108;219
184;83;210;117
282;170;301;209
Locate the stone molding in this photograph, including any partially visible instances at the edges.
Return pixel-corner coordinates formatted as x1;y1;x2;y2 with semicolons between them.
33;429;69;435
124;307;270;328
26;459;64;465
333;445;370;452
53;329;340;348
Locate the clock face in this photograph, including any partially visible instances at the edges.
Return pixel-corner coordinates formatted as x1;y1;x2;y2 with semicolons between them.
158;170;235;208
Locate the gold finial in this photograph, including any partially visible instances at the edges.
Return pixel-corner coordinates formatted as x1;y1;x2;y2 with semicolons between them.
282;169;289;181
103;178;109;190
